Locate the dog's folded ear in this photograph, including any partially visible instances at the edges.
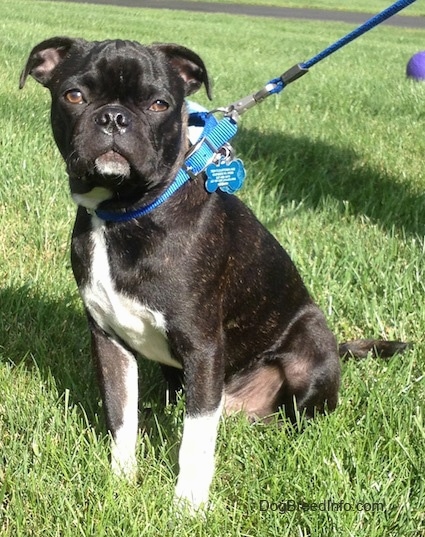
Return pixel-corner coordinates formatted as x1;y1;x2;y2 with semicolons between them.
153;43;212;100
19;36;78;89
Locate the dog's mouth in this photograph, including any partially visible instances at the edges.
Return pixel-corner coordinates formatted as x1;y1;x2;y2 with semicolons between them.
94;150;131;179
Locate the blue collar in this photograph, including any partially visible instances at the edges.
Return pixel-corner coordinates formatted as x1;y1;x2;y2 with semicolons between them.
94;105;238;223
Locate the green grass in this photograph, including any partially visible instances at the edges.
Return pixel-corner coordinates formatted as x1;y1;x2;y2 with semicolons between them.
1;0;425;535
186;0;425;17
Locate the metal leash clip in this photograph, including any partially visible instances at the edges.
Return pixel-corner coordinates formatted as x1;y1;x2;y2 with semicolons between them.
223;82;279;121
220;64;309;122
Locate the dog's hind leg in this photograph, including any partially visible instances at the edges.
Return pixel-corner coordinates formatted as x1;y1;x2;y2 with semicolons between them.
276;308;341;422
225;307;341;423
278;350;340;423
90;320;139;479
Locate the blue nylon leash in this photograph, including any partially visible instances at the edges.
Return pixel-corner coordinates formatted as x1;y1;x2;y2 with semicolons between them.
95;0;416;222
302;0;417;70
225;0;417;117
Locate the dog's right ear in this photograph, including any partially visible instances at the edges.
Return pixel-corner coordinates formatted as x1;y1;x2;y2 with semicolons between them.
19;37;76;89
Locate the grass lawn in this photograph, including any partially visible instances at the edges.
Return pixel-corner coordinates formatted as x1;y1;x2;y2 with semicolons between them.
185;0;425;17
1;0;424;535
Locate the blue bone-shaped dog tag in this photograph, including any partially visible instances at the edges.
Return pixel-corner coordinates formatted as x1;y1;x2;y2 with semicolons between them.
205;158;246;194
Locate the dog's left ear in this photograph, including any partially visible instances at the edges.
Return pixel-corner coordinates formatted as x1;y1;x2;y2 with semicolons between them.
154;44;212;100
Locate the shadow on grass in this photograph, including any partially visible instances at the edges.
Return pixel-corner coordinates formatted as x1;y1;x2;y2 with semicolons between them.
0;284;173;447
236;128;425;237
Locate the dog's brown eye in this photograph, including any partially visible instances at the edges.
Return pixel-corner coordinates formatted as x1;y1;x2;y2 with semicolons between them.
149;100;169;112
64;89;85;105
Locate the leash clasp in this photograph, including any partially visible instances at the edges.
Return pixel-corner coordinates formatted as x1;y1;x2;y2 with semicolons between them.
222;63;308;121
223;82;279;121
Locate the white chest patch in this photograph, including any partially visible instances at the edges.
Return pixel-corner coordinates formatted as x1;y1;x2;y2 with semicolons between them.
81;216;182;370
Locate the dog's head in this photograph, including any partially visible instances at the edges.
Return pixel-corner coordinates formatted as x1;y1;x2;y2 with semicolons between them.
20;37;211;208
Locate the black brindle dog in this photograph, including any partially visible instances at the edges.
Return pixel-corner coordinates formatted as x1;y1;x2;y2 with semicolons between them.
20;37;407;512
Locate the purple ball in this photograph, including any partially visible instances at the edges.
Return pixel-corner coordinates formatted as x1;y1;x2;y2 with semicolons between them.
406;51;425;81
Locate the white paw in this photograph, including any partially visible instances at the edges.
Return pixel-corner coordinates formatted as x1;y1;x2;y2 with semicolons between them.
174;478;210;515
111;442;137;480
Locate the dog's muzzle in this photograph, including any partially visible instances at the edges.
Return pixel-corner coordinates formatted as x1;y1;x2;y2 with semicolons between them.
95;150;131;177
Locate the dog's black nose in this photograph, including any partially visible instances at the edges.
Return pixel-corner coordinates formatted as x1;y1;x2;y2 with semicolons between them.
95;106;131;135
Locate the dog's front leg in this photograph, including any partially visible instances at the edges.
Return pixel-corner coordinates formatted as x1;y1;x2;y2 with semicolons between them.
90;321;138;479
175;355;224;513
